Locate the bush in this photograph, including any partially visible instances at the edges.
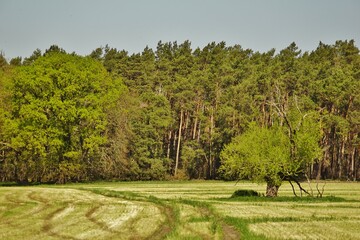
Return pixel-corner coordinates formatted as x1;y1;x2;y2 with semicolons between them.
231;189;261;198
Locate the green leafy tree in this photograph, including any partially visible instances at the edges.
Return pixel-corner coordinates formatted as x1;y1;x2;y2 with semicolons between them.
0;66;13;181
2;52;121;183
221;115;321;197
128;92;173;179
9;57;22;66
221;124;289;196
23;49;42;65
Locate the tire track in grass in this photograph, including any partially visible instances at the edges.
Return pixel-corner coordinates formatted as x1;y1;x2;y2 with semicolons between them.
180;204;214;240
86;189;177;240
42;205;79;240
146;204;176;240
82;189;161;238
3;192;23;217
180;200;241;240
4;192;24;204
89;188;241;239
28;191;49;204
198;205;241;240
4;190;49;217
222;223;241;240
1;191;36;227
85;204;116;233
27;191;50;215
108;201;141;229
183;225;213;240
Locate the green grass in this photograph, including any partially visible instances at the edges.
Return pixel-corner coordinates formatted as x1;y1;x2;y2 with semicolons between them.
224;216;267;240
0;180;359;239
223;195;346;202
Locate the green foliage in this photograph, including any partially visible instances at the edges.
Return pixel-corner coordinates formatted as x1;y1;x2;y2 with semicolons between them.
220;117;322;196
23;48;42;65
231;189;261;197
1;39;359;182
128;92;172;180
181;141;207;179
0;52;8;69
1;52;126;183
220;124;290;185
9;57;22;66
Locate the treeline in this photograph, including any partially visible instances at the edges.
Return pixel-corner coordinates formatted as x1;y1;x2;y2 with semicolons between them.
0;40;359;183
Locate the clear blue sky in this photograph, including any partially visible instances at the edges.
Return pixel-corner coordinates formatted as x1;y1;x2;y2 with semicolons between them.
1;0;359;59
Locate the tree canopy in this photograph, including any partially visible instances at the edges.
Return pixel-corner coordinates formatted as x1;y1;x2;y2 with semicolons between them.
0;40;359;185
0;52;126;183
220;115;322;197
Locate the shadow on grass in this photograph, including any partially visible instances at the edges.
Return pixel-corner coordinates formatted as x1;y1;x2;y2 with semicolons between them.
219;195;347;202
0;182;42;187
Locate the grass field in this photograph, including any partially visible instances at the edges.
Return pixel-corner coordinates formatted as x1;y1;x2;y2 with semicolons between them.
0;181;359;239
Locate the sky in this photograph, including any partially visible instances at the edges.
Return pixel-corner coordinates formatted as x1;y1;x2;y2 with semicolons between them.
0;0;360;59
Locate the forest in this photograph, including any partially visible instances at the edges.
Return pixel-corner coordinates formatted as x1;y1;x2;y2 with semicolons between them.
0;40;359;184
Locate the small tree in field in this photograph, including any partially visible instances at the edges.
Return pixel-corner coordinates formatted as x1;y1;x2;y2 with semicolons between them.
220;118;321;197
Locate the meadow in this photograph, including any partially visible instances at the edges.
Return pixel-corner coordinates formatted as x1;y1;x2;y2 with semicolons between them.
0;181;359;239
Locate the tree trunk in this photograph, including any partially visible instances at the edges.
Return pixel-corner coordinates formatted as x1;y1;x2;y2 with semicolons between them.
184;110;189;141
193;101;200;140
351;147;356;181
266;182;280;197
166;131;172;160
210;109;214;178
174;109;183;177
339;137;346;179
192;115;198;140
197;120;201;143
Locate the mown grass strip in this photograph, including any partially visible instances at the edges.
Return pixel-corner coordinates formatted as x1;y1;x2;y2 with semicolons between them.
82;188;179;239
224;217;267;240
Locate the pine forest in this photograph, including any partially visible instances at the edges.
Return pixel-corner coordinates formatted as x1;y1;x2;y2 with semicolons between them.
0;40;359;184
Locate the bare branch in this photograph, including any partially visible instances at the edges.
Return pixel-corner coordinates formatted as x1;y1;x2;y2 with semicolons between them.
316;181;326;198
305;173;314;197
288;180;297;197
265;99;293;132
291;177;311;197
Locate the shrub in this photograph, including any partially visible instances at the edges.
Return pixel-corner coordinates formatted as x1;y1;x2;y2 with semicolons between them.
231;189;261;198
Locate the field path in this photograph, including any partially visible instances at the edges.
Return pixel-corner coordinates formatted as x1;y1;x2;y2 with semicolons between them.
146;204;176;240
222;223;241;240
